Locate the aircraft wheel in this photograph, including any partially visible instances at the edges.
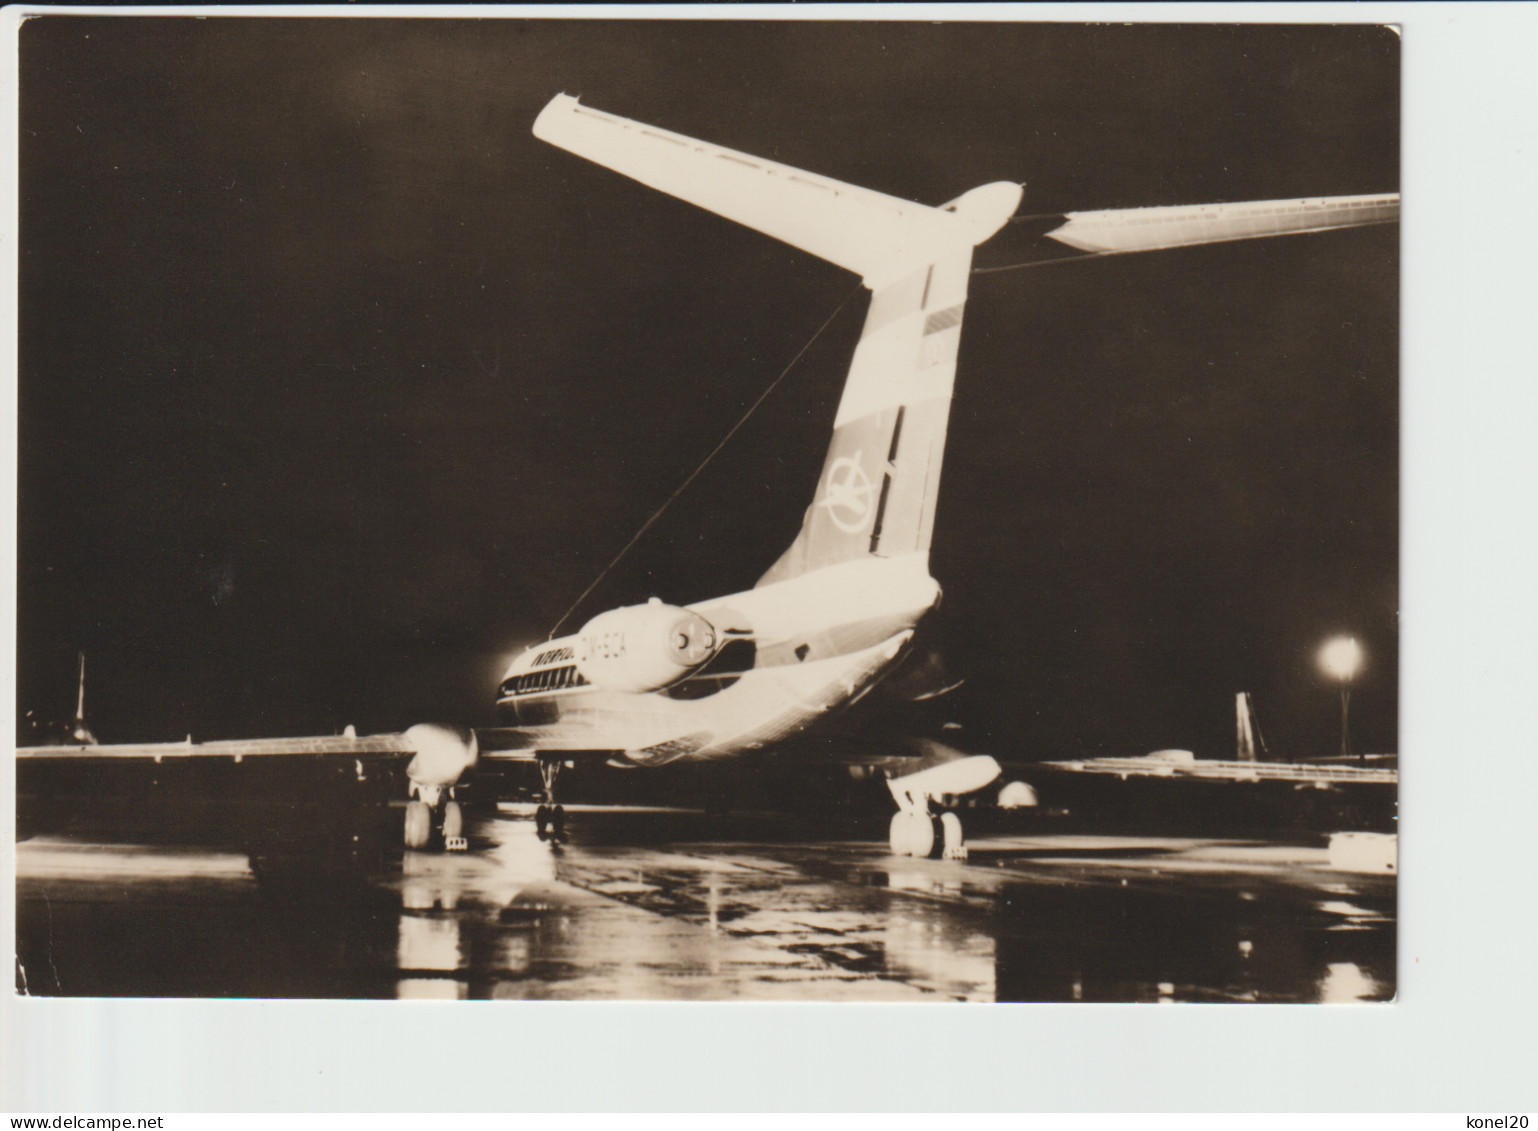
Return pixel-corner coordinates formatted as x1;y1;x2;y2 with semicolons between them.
908;811;936;859
889;811;913;856
925;816;947;859
535;804;550;841
404;801;431;850
551;804;566;842
442;801;464;841
939;812;965;859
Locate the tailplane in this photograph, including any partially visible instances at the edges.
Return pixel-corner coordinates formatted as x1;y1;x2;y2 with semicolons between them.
533;94;1018;289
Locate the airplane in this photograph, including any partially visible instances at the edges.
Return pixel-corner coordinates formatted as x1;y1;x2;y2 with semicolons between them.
16;93;1399;861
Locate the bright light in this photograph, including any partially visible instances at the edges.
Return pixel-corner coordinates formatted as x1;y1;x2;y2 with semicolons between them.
1318;961;1380;1003
1319;636;1363;682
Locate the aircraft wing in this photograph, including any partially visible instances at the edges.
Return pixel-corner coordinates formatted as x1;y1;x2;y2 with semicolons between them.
1041;193;1399;255
17;728;619;764
15;733;416;762
1036;756;1397;786
473;727;624;762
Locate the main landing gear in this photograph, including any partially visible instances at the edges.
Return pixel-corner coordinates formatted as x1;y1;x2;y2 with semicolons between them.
403;785;467;852
883;754;1001;860
888;806;966;860
534;757;566;843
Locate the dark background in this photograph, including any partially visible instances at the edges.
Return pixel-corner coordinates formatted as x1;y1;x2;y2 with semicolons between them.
17;18;1398;761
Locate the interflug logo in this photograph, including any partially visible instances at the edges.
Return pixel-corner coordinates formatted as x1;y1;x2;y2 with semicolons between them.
818;451;877;533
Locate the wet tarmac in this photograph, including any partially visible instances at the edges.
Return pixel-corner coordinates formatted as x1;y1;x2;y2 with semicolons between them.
14;804;1396;1002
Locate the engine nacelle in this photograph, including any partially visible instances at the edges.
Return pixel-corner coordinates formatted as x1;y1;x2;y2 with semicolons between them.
576;598;719;694
405;723;479;793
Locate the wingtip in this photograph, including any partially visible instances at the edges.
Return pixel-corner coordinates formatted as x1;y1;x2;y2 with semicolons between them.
533;91;580;140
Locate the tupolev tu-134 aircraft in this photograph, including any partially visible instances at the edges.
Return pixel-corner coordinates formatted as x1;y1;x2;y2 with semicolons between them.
18;93;1398;860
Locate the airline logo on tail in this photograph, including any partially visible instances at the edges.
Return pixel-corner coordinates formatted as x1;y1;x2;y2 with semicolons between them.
819;451;878;533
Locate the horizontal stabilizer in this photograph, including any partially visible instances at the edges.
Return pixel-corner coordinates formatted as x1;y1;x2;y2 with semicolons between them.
534;94;1018;285
1045;194;1398;254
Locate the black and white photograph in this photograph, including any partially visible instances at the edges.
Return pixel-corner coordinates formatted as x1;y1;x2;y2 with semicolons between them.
13;15;1401;1007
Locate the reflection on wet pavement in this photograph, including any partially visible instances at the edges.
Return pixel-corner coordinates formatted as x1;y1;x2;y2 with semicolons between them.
15;805;1395;1002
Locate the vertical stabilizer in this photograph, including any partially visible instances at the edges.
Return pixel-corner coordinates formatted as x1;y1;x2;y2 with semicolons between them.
755;179;1020;586
755;249;975;586
531;95;1020;588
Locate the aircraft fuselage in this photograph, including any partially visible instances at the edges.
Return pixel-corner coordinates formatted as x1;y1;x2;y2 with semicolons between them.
494;553;940;765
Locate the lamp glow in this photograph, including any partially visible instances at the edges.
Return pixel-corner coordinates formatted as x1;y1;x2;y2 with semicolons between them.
1318;635;1364;761
1319;636;1363;682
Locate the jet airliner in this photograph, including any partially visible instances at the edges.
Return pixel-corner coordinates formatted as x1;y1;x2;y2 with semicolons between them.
17;93;1399;860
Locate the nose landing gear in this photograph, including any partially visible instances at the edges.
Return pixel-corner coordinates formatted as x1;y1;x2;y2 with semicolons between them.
884;754;1001;860
887;805;966;859
535;757;566;844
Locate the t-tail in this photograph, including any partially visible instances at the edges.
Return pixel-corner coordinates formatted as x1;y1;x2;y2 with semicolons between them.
533;94;1021;590
533;93;1398;599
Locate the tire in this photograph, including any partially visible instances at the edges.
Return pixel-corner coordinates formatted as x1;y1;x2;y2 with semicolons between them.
939;811;964;856
442;801;463;841
908;812;936;859
535;804;549;841
889;811;912;856
404;801;431;849
551;804;566;841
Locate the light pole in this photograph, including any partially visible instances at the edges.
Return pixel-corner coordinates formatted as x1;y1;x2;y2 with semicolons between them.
1318;636;1363;762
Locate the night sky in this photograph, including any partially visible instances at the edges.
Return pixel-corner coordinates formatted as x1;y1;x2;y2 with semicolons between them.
16;18;1398;762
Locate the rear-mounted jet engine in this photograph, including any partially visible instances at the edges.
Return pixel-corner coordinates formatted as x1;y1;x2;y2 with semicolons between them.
576;598;721;694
